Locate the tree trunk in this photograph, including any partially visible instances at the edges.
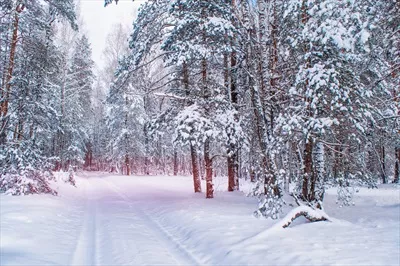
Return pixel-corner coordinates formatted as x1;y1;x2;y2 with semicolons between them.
144;123;150;175
250;167;256;182
227;155;236;191
201;28;213;197
190;144;201;192
183;60;201;191
223;53;229;90
300;0;315;202
227;0;239;192
381;144;387;184
125;153;130;176
312;141;325;202
0;5;24;144
333;144;342;179
269;0;278;131
302;137;313;201
124;96;130;176
257;0;268;96
204;138;213;198
173;149;178;176
392;2;399;184
394;147;400;183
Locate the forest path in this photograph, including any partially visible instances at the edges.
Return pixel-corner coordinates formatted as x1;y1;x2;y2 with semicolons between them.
70;173;202;266
1;173;399;266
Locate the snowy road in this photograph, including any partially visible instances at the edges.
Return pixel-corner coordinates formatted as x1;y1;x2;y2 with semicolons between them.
1;173;399;266
70;176;202;266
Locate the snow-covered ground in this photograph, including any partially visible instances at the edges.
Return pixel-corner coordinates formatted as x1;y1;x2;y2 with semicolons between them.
1;173;399;266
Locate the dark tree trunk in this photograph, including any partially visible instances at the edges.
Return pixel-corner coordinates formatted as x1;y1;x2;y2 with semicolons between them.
125;153;130;176
227;155;236;191
333;145;341;179
227;0;239;191
394;147;400;183
250;167;256;182
204;139;213;198
190;144;201;192
173;149;178;176
381;145;387;184
84;143;93;170
302;138;313;201
0;5;24;144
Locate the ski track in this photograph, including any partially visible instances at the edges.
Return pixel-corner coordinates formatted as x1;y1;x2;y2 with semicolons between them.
101;178;204;266
70;175;203;266
70;178;99;266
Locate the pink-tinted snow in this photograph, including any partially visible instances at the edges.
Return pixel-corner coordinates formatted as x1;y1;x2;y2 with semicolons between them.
1;173;399;265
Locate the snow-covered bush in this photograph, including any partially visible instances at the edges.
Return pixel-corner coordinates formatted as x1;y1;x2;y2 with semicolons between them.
67;166;77;187
0;170;57;196
251;170;285;220
0;142;57;196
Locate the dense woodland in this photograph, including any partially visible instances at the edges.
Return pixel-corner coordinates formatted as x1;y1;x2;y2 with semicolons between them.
0;0;399;218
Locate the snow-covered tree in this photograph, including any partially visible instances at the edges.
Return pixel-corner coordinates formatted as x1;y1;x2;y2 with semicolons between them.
0;0;78;194
54;35;94;170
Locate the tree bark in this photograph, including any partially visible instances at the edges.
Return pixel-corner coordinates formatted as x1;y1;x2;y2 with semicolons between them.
333;144;342;179
125;97;130;176
190;144;201;192
393;58;399;183
173;149;178;176
125;153;130;176
302;137;313;201
381;144;387;184
201;29;213;197
227;0;240;192
182;60;201;191
227;156;236;191
0;4;24;143
394;147;400;183
312;141;325;202
204;139;213;198
144;123;150;175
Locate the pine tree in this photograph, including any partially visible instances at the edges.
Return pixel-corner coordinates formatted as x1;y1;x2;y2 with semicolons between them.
0;0;77;194
57;35;94;170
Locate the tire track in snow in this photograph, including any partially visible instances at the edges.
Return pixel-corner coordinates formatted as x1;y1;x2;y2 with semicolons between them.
70;178;99;266
101;178;205;266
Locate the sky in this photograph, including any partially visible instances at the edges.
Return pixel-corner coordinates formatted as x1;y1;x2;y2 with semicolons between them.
79;0;143;70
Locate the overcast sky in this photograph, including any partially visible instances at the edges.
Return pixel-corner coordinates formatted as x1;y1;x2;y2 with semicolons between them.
80;0;143;70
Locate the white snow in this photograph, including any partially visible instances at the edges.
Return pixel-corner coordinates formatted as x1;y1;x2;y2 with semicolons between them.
1;173;399;266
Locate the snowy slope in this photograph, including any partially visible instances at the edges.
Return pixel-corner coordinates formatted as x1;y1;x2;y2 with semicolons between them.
1;173;399;266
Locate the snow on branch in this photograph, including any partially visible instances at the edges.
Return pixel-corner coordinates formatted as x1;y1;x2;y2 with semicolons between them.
277;206;330;229
153;92;185;100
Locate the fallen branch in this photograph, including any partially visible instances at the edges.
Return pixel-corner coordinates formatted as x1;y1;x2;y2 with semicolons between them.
229;206;331;251
279;206;330;228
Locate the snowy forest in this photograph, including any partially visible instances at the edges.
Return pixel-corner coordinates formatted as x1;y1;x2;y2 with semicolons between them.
1;0;399;209
0;0;399;265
